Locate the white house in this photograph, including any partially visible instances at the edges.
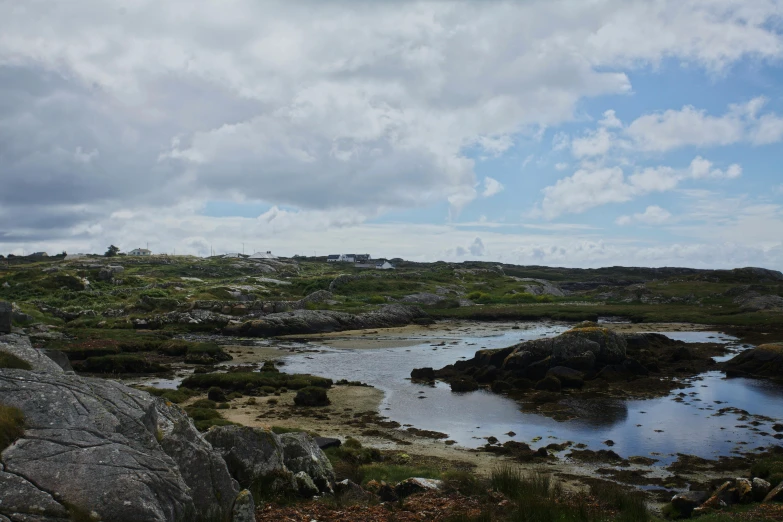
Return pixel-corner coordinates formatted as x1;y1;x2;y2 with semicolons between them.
343;254;356;263
327;255;341;262
376;260;395;270
128;248;151;256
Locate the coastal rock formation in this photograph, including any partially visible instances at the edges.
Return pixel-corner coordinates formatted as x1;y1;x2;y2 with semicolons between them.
0;335;251;522
725;343;783;381
223;304;428;337
433;323;706;400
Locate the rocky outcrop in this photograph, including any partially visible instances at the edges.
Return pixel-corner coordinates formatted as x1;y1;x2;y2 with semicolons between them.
0;336;249;522
669;477;780;516
205;426;335;495
205;426;296;494
278;432;335;493
0;334;64;373
733;292;783;311
725;343;783;381
223;304;428;337
433;324;678;397
401;293;447;305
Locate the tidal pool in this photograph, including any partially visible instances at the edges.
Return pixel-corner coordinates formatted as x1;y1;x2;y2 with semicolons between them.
281;323;781;464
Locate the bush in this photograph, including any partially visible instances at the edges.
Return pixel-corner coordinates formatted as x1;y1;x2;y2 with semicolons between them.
294;386;330;407
183;406;233;432
140;387;198;404
0;404;24;451
0;352;33;371
181;372;332;393
368;295;386;304
207;387;228;402
191;399;217;409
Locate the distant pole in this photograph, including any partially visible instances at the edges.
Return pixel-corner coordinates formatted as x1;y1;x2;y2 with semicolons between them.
242;243;244;255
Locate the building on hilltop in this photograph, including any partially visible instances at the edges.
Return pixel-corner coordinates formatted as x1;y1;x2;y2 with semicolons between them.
327;255;341;262
355;254;371;263
375;260;395;270
128;248;151;256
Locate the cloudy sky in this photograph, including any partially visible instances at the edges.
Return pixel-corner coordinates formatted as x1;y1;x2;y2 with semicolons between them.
1;1;783;269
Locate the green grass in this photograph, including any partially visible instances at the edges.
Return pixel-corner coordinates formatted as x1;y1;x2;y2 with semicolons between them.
0;351;33;370
182;406;235;431
0;404;24;451
750;451;783;486
139;386;199;403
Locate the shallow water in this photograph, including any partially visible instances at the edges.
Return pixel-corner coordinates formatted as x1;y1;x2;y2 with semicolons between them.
281;324;781;463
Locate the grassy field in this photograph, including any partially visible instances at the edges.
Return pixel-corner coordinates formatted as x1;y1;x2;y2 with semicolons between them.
2;255;782;341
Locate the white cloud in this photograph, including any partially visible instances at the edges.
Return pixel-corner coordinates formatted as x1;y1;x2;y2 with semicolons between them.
616;205;672;225
537;156;742;219
482;177;505;197
625;97;783;152
571;127;615;158
599;109;623;128
0;0;782;252
554;162;569;171
689;156;742;179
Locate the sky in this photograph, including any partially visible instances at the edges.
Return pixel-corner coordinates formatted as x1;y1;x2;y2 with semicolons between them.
1;0;783;269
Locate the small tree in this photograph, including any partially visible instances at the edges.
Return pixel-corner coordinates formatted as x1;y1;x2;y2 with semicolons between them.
105;245;120;257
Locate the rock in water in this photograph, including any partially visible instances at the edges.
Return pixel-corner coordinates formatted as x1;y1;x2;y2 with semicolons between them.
0;302;11;334
0;337;239;522
725;343;783;381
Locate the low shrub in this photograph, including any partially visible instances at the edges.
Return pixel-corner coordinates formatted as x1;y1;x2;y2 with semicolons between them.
207;386;227;402
139;387;198;404
77;354;170;374
293;386;329;407
182;372;332;392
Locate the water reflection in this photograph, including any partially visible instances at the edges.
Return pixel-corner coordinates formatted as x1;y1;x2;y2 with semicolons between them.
282;325;782;464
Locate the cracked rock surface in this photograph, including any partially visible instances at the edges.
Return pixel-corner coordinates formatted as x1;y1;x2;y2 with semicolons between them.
0;335;240;522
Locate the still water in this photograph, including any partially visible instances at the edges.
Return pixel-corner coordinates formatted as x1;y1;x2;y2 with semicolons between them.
281;323;782;464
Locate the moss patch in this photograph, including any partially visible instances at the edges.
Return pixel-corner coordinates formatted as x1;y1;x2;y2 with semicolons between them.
0;351;33;370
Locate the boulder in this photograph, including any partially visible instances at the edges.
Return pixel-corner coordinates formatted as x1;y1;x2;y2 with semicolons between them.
231;489;256;522
534;375;561;392
278;432;335;493
98;265;124;281
560;351;596;372
753;478;772;501
204;426;293;494
410;367;435;381
394;477;443;499
546;366;584;388
560;326;627;364
725;344;783;380
0;302;10;334
314;437;342;450
450;376;479;392
765;481;783;503
670;491;710;517
294;471;320;497
334;479;374;502
0;362;238;521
